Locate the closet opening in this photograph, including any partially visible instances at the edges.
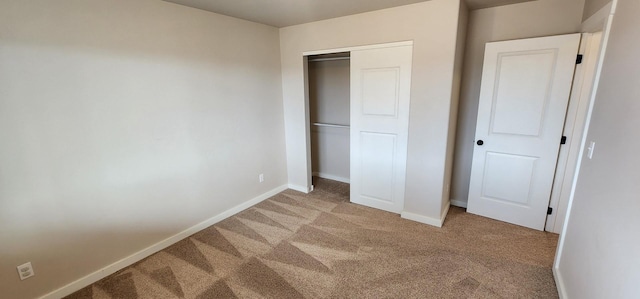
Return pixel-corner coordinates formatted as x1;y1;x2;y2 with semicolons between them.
307;52;351;187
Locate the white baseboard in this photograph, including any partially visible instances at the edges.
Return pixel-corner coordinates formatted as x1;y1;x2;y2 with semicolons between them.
553;266;568;299
312;172;350;184
288;183;312;193
450;199;468;208
401;203;450;228
41;184;288;299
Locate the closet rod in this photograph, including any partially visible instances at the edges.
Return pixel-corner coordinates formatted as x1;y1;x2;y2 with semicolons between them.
308;57;350;62
312;122;350;129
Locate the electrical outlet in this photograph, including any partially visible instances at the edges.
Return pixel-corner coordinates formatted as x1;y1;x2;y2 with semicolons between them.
17;262;34;280
259;174;264;183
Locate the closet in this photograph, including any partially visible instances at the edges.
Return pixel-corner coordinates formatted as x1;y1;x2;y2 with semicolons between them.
304;42;413;214
308;52;351;184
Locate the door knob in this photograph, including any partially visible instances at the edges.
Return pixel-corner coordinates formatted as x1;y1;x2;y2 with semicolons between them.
477;140;484;146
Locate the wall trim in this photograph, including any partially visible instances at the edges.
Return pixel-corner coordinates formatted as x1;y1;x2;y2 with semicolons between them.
401;203;450;228
312;172;350;184
450;199;468;208
40;184;288;299
288;183;312;193
553;266;569;299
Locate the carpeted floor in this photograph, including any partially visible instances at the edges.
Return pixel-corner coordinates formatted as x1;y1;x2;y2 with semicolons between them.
66;178;559;298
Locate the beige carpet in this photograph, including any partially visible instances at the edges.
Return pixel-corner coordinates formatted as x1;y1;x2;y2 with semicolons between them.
66;178;559;298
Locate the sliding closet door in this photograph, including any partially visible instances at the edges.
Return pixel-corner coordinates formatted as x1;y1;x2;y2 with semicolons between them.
350;45;413;213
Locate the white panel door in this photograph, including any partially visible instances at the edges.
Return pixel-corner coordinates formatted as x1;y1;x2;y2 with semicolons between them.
467;34;580;230
350;45;412;213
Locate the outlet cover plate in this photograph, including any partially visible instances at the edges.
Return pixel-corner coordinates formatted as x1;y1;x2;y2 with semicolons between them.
17;262;34;280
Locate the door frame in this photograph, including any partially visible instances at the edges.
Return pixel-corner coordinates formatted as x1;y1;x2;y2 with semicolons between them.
546;2;614;233
461;32;607;232
545;32;604;233
301;41;414;192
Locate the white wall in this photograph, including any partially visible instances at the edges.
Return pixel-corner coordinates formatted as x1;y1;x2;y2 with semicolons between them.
555;0;640;297
450;0;585;207
0;1;286;298
280;0;464;221
309;59;351;181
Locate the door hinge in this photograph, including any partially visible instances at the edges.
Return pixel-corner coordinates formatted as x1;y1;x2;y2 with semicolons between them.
560;136;567;145
547;207;553;215
576;54;583;64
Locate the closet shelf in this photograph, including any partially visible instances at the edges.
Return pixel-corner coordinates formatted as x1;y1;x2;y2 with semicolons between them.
312;122;350;129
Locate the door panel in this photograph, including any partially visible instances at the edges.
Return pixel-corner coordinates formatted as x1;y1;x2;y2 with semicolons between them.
482;152;537;205
361;68;400;116
467;34;580;230
350;45;412;214
491;51;557;136
360;132;396;202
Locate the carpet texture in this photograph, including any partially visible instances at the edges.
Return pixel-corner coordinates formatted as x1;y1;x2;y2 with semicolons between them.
66;178;559;298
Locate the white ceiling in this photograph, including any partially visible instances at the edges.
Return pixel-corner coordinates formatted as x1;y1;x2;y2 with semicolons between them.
163;0;536;28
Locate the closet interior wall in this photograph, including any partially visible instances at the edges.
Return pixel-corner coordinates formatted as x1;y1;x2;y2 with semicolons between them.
308;53;351;183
